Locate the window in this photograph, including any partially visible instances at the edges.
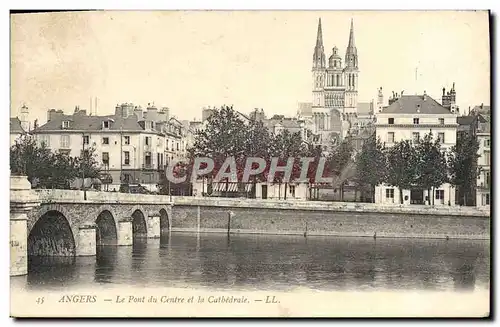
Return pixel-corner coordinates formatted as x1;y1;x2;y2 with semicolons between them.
145;136;151;146
102;137;109;145
413;118;419;125
386;188;394;199
438;133;445;143
60;135;70;148
412;132;420;143
102;152;109;166
388;118;394;124
83;135;89;145
435;190;445;200
145;152;152;167
62;121;70;129
485;139;490;147
124;151;130;165
176;142;179;151
439;118;445;125
387;132;395;143
485;193;490;205
102;121;110;129
484;152;490;165
486;171;490;187
39;135;50;147
124;136;130;145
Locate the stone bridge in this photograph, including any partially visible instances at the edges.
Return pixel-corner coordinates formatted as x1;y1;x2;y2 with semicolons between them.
10;176;173;276
27;190;173;257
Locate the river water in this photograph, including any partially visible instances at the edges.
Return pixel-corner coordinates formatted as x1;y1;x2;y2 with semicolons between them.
19;233;490;293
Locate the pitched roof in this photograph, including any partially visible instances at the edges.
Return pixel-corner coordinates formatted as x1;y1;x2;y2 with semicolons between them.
477;114;490;133
33;112;146;133
380;95;453;115
264;118;302;130
10;117;25;133
457;116;475;126
472;105;490;115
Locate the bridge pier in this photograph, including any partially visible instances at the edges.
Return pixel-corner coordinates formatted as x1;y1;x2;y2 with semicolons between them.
117;218;133;246
10;175;39;276
147;215;160;238
76;224;97;256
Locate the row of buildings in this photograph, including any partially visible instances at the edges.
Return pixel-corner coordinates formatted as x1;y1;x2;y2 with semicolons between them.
11;103;191;192
10;17;490;207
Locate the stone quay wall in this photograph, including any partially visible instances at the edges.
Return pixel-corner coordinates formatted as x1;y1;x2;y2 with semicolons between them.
171;197;490;240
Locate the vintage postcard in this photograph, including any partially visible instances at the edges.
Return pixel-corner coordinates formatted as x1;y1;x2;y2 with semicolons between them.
9;10;490;318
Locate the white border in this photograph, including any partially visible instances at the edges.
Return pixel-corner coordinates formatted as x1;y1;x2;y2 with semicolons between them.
2;1;498;326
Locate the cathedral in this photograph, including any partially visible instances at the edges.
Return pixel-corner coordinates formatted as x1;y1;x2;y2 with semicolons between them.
302;18;367;148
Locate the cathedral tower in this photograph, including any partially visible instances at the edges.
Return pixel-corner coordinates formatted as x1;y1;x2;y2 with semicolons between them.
343;19;359;114
312;18;326;110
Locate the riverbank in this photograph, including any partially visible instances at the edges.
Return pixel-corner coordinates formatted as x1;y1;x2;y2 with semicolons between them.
171;197;490;240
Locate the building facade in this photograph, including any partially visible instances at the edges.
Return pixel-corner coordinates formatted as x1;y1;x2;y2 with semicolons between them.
471;105;491;208
32;104;189;192
374;91;458;206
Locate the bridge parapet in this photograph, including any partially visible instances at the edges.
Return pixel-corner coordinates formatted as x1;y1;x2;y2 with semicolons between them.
35;189;173;205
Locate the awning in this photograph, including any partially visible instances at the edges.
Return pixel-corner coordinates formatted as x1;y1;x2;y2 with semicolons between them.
212;183;252;192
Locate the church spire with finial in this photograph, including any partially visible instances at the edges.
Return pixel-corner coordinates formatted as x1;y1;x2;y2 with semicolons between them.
312;18;326;69
345;18;358;69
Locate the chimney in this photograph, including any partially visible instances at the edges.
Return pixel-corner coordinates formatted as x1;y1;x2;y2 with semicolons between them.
481;103;484;109
401;90;404;96
442;87;445;96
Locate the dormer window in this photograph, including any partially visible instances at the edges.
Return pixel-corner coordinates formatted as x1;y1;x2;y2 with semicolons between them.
102;120;110;129
62;121;70;129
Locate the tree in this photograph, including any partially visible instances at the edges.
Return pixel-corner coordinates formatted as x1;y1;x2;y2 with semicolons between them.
355;134;387;203
414;133;449;205
385;140;418;204
189;105;248;195
10;136;53;185
448;133;481;206
243;117;272;197
328;137;354;201
10;136;100;189
158;161;192;196
268;130;305;200
76;146;101;180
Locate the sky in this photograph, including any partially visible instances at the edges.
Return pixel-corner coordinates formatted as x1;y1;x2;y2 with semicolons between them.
10;10;490;124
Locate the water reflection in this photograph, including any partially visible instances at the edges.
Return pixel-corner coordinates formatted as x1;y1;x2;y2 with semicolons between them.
21;233;489;292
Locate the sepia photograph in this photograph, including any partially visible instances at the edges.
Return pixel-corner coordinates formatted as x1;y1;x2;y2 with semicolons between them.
9;9;491;318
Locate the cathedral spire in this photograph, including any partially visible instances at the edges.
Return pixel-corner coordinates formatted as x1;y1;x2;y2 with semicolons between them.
312;18;326;69
316;18;323;47
345;18;358;69
347;18;355;48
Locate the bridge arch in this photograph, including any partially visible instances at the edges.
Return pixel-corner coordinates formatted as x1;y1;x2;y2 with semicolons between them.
159;207;170;232
131;207;147;238
95;210;118;245
28;210;76;257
